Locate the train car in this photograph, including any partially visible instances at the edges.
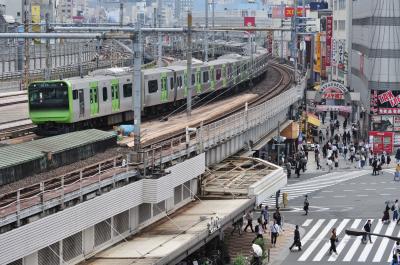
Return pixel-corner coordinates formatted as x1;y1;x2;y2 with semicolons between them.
28;45;269;135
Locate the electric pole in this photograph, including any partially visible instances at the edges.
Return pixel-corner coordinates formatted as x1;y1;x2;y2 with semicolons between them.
23;0;30;90
186;11;192;117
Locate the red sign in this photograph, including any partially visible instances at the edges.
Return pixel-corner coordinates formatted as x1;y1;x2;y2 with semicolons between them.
322;92;344;100
326;16;333;67
244;17;255;33
284;7;304;17
369;131;394;154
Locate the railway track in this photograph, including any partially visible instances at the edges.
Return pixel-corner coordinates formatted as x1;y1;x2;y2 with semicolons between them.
0;62;295;219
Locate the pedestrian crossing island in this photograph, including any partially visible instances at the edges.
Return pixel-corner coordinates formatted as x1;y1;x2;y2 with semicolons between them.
296;218;400;262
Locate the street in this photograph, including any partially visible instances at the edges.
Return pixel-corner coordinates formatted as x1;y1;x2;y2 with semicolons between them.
276;168;399;264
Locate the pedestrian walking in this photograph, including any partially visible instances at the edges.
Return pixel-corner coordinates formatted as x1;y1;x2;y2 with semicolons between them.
396;148;400;163
261;205;269;230
273;207;282;226
363;220;373;243
286;161;292;178
394;200;399;222
395;164;400;181
304;195;310;215
289;225;302;251
295;160;301;178
383;203;391;223
372;156;379;176
244;211;254;232
231;215;244;235
387;154;392;168
255;217;264;239
392;241;400;265
329;228;338;255
270;220;280;247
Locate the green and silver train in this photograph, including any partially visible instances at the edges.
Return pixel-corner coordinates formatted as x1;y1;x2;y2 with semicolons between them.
28;48;269;135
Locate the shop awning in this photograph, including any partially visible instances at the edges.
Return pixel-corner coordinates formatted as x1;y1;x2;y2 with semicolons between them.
281;122;299;140
307;113;321;127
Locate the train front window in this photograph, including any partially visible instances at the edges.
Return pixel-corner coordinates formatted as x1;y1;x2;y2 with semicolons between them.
28;82;69;110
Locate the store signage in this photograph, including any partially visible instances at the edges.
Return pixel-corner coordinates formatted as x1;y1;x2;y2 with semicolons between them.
284;7;304;17
371;90;400;114
316;105;352;112
322;92;343;100
326;16;333;67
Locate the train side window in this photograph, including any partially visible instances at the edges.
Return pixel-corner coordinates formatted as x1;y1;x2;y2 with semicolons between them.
191;74;195;85
216;69;221;80
123;83;132;97
178;76;182;87
170;77;174;90
203;71;209;83
102;87;108;101
148;80;158;93
72;90;78;100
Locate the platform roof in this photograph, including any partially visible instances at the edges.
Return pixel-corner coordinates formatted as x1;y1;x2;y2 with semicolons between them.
0;129;115;169
202;156;279;196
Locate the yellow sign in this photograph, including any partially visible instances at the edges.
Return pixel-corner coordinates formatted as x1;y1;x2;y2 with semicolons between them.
314;32;321;73
31;5;41;43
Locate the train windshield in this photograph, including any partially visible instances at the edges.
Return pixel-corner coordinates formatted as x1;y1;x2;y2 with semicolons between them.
29;82;69;110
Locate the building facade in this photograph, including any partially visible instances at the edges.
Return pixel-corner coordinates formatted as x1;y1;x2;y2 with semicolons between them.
351;0;400;153
331;0;350;86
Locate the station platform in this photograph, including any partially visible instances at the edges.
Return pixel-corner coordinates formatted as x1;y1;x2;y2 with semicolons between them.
85;199;251;265
83;157;287;265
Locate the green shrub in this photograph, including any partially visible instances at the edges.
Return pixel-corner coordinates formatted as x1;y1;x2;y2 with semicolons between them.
233;255;247;265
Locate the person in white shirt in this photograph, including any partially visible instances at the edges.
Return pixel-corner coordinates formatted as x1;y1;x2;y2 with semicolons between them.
270;220;280;247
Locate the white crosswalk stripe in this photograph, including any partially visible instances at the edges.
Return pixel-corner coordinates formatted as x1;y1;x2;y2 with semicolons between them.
297;218;400;263
262;170;369;206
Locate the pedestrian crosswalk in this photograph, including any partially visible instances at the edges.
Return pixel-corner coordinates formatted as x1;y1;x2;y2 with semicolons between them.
262;170;369;206
295;218;400;262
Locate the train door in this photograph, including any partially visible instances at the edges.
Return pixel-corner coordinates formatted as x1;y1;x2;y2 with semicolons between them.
90;81;99;115
196;67;201;93
222;64;227;88
161;73;168;102
210;66;215;90
183;70;188;97
111;79;120;111
78;89;84;117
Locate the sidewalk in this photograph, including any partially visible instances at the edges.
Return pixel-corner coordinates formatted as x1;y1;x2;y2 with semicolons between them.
224;220;295;264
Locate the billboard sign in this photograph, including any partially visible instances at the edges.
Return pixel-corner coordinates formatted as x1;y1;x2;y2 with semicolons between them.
284;7;304;17
326;16;333;67
371;90;400;115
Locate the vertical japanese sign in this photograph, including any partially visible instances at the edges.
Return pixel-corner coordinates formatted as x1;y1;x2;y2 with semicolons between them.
326;16;333;67
31;5;41;33
314;33;321;73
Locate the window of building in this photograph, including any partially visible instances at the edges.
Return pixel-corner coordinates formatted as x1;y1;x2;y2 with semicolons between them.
148;80;158;93
334;0;338;10
334;20;338;31
339;20;345;31
123;83;132;97
339;0;346;9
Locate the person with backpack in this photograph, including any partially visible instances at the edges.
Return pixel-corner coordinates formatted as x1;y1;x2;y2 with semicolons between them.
363;220;372;243
396;148;400;163
304;195;310;216
261;205;269;230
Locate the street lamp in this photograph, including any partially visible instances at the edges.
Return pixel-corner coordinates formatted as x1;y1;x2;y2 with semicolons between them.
345;228;400;242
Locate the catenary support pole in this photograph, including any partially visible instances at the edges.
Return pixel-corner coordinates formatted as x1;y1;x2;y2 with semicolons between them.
280;1;284;63
157;0;162;67
211;0;215;59
204;0;209;62
293;0;298;84
119;2;123;27
23;0;30;90
45;13;51;80
187;11;192;117
133;29;142;153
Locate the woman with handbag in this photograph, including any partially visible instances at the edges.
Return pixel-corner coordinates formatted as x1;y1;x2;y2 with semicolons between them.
329;228;338;255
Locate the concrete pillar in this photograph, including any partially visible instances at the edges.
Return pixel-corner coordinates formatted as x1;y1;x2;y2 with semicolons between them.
82;227;95;256
23;252;38;265
129;206;139;232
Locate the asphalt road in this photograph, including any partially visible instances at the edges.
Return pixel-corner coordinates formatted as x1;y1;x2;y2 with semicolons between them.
275;168;400;265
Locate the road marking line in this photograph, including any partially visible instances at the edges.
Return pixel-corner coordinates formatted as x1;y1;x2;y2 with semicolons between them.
301;219;325;246
358;219;381;262
302;219;313;227
312;196;324;199
343;190;354;192
328;219;362;262
380;194;392;196
356;194;368;197
364;188;376;191
384;187;397;190
313;219;349;261
299;219;337;261
322;190;334;193
333;195;346;198
373;221;396;262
